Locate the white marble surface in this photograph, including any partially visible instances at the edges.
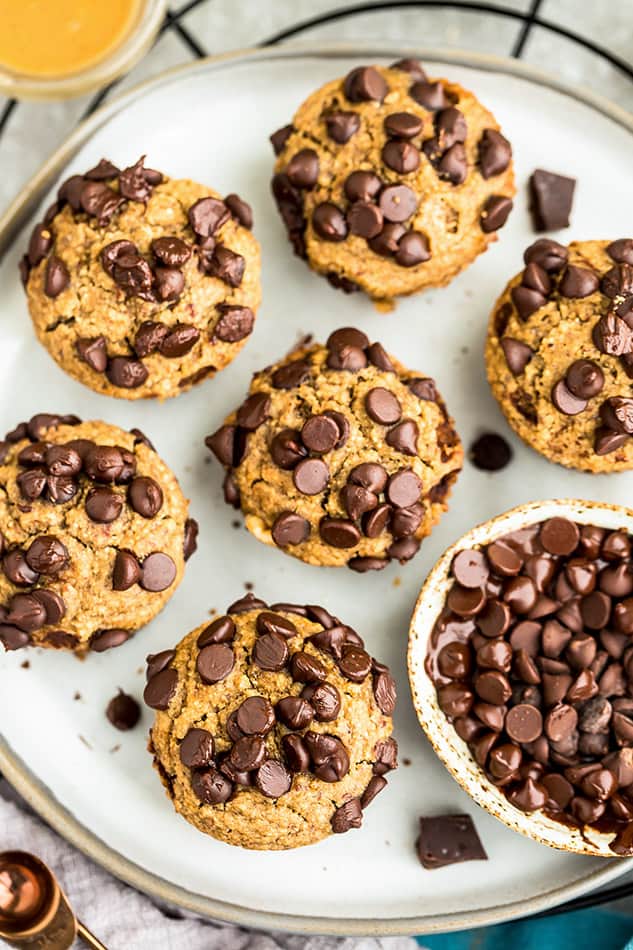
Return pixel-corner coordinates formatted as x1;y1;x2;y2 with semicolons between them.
0;0;632;215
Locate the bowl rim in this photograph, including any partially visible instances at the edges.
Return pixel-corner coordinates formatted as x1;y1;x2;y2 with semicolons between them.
408;497;633;859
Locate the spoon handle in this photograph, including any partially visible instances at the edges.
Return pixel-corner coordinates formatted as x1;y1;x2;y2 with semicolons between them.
76;919;109;950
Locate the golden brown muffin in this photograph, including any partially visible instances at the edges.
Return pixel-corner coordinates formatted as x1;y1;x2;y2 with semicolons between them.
486;237;633;472
205;328;463;571
0;413;196;653
146;593;397;850
270;59;515;305
21;157;261;399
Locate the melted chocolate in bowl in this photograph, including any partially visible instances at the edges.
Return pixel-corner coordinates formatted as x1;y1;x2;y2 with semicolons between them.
425;515;633;856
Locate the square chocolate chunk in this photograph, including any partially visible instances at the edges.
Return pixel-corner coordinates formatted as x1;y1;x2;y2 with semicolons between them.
529;169;576;231
416;813;487;869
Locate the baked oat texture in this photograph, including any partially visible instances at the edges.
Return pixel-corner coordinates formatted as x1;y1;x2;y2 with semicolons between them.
147;594;397;850
21;157;261;400
0;413;196;653
271;59;515;304
205;328;463;571
486;238;633;473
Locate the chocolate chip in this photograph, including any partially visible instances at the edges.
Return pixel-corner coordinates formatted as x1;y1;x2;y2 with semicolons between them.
276;696;313;730
365;388;401;425
179;727;214;768
395;231;431;267
410;80;447;111
236;393;270;431
154;267;185;301
386;469;421;508
438;144;468;185
256;760;292;798
293;458;329;495
524;238;569;273
286;149;319;189
479;129;512;179
325;111;361;143
151;236;191;267
89;628;130;652
551;378;587;416
76;336;107;373
79;181;123;224
559;265;599;298
271;428;306;469
366;342;395;372
305;732;350;782
378;185;418;223
84;487;122;524
25;536;67;575
197;616;235;648
214;305;254;343
140;552;176;592
608;239;633;265
301;414;339;454
128;477;163;519
225;193;253;229
191;768;233;804
319;518;361;549
271;512;310;547
565;359;604;398
143;668;178;710
106;691;140;731
290;651;327;684
602;263;633;299
529;169;576;231
270;124;293;155
382;139;420;174
236;696;275;736
331;798;363;834
106;356;148;390
481;196;513;233
312;203;347;242
344;171;382;203
112;550;141;591
28;223;53;266
593;312;633;356
188;197;229;238
343;66;388;103
44;256;69;297
197;643;234;684
282;733;311;772
347;201;384;239
540;518;580;556
253;632;288;671
361;775;388;808
272;358;311;390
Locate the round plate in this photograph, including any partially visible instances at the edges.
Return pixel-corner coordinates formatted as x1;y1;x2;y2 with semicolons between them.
1;44;633;937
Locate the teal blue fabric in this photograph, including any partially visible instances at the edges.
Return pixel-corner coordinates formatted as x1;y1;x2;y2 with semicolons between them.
416;909;633;950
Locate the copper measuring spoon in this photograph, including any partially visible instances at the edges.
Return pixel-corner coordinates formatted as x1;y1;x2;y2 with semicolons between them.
0;850;107;949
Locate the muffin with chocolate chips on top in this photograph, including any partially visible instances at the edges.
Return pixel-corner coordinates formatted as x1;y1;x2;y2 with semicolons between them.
270;59;515;305
0;413;196;653
21;156;260;399
205;328;462;571
146;592;397;850
486;238;633;472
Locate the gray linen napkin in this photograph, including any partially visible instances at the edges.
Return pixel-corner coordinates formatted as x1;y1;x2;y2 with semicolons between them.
0;782;417;950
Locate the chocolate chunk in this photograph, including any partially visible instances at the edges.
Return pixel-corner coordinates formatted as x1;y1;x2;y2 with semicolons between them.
154;267;185;301
76;336;108;373
529;169;576;231
416;814;487;869
331;798;363;833
188;197;229;237
106;691;140;731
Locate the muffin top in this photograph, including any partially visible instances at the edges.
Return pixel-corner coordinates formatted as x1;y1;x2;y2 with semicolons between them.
146;592;397;850
21;156;261;400
271;59;515;303
486;238;633;472
0;413;195;653
205;328;462;571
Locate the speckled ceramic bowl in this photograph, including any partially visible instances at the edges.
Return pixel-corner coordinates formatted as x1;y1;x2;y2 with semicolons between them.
408;498;633;857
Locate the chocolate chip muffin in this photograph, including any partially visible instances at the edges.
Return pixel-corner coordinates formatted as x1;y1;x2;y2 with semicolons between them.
426;515;633;854
21;157;261;400
0;413;196;653
146;592;397;850
270;59;515;305
486;238;633;472
205;329;463;571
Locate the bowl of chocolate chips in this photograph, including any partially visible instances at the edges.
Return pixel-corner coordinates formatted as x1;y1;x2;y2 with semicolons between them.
408;498;633;857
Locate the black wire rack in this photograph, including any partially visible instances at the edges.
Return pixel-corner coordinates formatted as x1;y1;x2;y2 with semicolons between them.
2;0;633;926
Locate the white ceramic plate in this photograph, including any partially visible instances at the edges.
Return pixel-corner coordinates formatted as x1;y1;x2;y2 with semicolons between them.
1;45;633;937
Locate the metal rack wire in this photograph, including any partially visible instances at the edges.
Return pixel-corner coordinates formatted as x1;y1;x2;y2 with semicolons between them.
2;0;633;923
